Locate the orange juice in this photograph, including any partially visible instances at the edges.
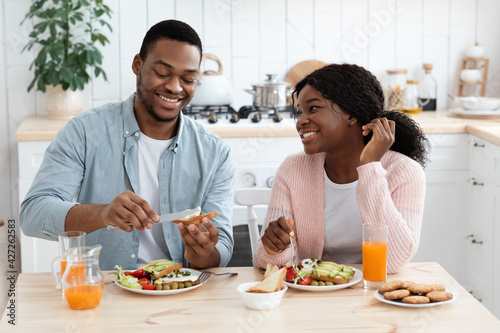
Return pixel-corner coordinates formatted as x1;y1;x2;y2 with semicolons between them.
60;260;67;277
362;241;387;282
64;262;86;285
64;284;104;310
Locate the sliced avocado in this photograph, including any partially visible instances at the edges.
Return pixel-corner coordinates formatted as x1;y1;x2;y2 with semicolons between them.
154;265;166;271
155;259;175;265
299;270;312;277
342;265;353;274
137;263;154;271
319;261;342;271
314;268;331;277
329;272;339;278
337;271;351;279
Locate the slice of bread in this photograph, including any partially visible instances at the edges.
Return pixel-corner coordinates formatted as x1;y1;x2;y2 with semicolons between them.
155;262;183;279
246;267;286;293
263;263;279;279
171;211;217;225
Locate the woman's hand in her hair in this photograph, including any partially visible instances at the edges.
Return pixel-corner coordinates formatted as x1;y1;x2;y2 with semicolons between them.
262;217;295;255
360;117;395;165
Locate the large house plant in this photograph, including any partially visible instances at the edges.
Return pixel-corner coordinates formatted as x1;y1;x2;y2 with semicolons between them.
21;0;112;118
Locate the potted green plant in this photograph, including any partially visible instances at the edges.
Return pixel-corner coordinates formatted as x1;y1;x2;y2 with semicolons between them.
21;0;112;118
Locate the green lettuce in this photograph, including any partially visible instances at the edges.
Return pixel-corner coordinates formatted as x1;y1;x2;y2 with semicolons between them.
114;265;142;289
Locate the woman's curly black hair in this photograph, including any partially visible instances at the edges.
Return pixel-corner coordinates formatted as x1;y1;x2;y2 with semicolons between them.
292;63;430;167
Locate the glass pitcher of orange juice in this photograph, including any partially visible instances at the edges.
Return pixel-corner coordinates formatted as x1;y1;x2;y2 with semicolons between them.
51;245;104;310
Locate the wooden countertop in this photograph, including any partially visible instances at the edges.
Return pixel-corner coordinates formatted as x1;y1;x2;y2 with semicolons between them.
14;110;500;145
1;262;499;331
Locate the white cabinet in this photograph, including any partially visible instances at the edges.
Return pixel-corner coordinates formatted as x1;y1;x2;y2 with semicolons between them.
411;134;468;284
492;183;500;319
466;136;500;317
18;141;59;273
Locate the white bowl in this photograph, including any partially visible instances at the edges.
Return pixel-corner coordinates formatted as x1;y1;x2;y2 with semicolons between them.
465;45;486;58
458;97;500;110
460;69;482;82
237;282;288;310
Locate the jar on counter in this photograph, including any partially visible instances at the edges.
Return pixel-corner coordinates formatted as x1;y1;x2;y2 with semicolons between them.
418;63;437;111
403;80;422;114
386;69;407;110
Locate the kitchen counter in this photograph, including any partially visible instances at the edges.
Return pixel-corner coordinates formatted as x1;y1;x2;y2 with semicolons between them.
2;262;500;331
14;110;500;145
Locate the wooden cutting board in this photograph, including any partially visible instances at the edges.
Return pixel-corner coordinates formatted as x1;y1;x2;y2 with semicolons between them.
285;60;327;87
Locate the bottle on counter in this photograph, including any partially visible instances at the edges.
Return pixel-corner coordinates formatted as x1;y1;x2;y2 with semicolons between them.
403;80;422;114
418;63;437;111
386;69;407;111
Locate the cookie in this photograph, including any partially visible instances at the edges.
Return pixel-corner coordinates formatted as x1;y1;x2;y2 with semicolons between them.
426;291;453;302
408;284;434;294
378;280;404;293
383;289;411;300
401;281;416;289
430;284;446;292
402;296;430;304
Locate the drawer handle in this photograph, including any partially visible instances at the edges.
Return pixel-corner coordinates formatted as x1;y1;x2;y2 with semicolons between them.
466;234;484;245
468;178;484;186
469;140;485;148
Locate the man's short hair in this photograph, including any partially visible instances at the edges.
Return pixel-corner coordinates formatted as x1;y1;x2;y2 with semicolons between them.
139;20;202;61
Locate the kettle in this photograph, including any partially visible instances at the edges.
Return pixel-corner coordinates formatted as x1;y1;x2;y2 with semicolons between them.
190;54;233;106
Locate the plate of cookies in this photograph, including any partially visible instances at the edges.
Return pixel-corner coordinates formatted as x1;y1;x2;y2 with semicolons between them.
374;280;457;308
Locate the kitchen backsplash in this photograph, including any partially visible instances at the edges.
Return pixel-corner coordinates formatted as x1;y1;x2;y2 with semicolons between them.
3;0;500;114
1;0;500;220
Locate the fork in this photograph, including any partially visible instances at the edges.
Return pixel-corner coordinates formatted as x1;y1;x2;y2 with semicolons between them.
194;271;238;285
281;204;305;282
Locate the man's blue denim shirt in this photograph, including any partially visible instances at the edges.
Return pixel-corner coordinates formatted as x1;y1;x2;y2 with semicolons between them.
20;94;235;270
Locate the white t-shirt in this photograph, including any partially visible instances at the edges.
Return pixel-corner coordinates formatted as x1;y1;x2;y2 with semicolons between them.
136;132;174;266
321;169;363;264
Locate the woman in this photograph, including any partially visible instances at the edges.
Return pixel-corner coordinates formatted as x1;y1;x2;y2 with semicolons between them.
253;63;429;274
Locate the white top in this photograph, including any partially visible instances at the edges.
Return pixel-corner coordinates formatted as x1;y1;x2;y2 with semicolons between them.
321;169;363;264
136;132;174;266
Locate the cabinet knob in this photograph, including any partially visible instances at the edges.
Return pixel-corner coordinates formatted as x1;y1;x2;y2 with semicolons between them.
466;234;484;245
469;140;485;148
468;178;484;186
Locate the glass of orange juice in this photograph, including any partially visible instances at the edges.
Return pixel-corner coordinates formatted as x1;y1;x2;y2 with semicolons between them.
362;224;388;290
57;231;86;282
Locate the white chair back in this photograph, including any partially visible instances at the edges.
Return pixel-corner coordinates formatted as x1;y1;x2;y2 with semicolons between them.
233;188;272;256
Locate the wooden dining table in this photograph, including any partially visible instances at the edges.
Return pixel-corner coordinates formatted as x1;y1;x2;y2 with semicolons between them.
1;262;500;332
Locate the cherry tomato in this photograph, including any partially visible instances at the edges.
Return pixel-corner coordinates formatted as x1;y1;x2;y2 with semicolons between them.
285;269;297;282
137;278;149;286
297;276;312;285
124;269;145;278
132;269;144;278
141;284;157;290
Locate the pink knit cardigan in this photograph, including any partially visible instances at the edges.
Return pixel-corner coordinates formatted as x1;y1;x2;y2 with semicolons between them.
253;150;426;274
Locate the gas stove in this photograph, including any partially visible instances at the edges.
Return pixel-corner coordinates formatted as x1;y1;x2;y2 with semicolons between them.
182;104;296;126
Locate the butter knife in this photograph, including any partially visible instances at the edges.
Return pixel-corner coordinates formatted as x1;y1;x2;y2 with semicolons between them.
107;207;201;232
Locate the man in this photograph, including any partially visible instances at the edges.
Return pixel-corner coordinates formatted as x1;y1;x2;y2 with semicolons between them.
20;20;234;270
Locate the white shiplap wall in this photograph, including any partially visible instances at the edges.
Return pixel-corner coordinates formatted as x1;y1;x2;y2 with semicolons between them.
1;0;500;223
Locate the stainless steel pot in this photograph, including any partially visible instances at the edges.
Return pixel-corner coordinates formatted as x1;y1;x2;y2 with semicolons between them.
245;74;292;108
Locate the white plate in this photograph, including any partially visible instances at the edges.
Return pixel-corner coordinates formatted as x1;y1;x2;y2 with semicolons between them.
114;268;205;296
449;109;500;119
374;288;457;308
283;267;362;291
